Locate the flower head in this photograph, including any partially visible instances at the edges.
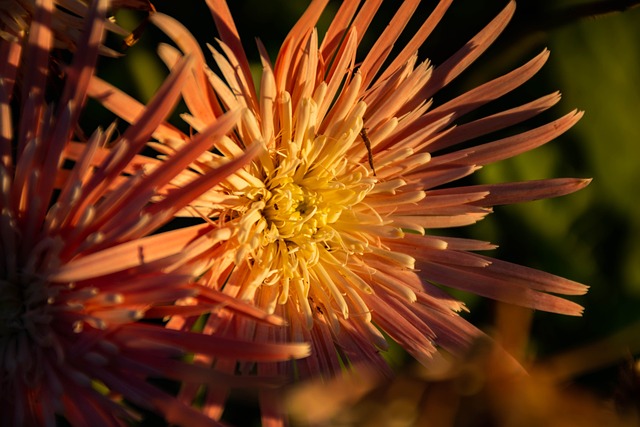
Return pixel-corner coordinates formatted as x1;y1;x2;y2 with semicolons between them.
98;0;590;420
0;1;308;425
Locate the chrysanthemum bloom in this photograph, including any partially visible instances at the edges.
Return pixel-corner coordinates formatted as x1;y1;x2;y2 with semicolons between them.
0;1;309;425
0;0;153;54
95;0;590;420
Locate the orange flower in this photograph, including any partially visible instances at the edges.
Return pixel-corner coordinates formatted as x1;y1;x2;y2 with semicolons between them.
0;1;308;425
96;0;590;422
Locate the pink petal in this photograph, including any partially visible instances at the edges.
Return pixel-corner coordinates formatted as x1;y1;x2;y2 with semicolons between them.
417;0;516;101
49;223;211;282
17;0;53;154
429;110;583;167
205;0;257;104
359;0;421;87
419;260;585;316
426;92;562;152
152;12;224;120
434;177;592;206
87;76;186;142
118;323;311;361
378;0;453;82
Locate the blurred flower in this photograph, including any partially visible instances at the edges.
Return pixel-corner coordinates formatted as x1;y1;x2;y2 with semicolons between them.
96;0;590;422
286;336;639;427
286;308;640;427
0;1;308;425
0;0;154;54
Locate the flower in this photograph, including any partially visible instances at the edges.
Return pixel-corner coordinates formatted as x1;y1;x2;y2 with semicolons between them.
0;1;308;425
0;0;153;54
96;0;590;421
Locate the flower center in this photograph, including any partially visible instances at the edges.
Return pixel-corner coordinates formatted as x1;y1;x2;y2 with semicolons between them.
0;272;59;388
0;276;52;339
263;180;327;242
0;280;25;336
224;95;389;318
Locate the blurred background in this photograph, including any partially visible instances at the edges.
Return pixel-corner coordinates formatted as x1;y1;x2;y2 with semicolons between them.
96;0;640;425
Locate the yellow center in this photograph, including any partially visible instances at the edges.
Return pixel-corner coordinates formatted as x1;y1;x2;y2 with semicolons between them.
263;179;326;242
220;89;407;329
